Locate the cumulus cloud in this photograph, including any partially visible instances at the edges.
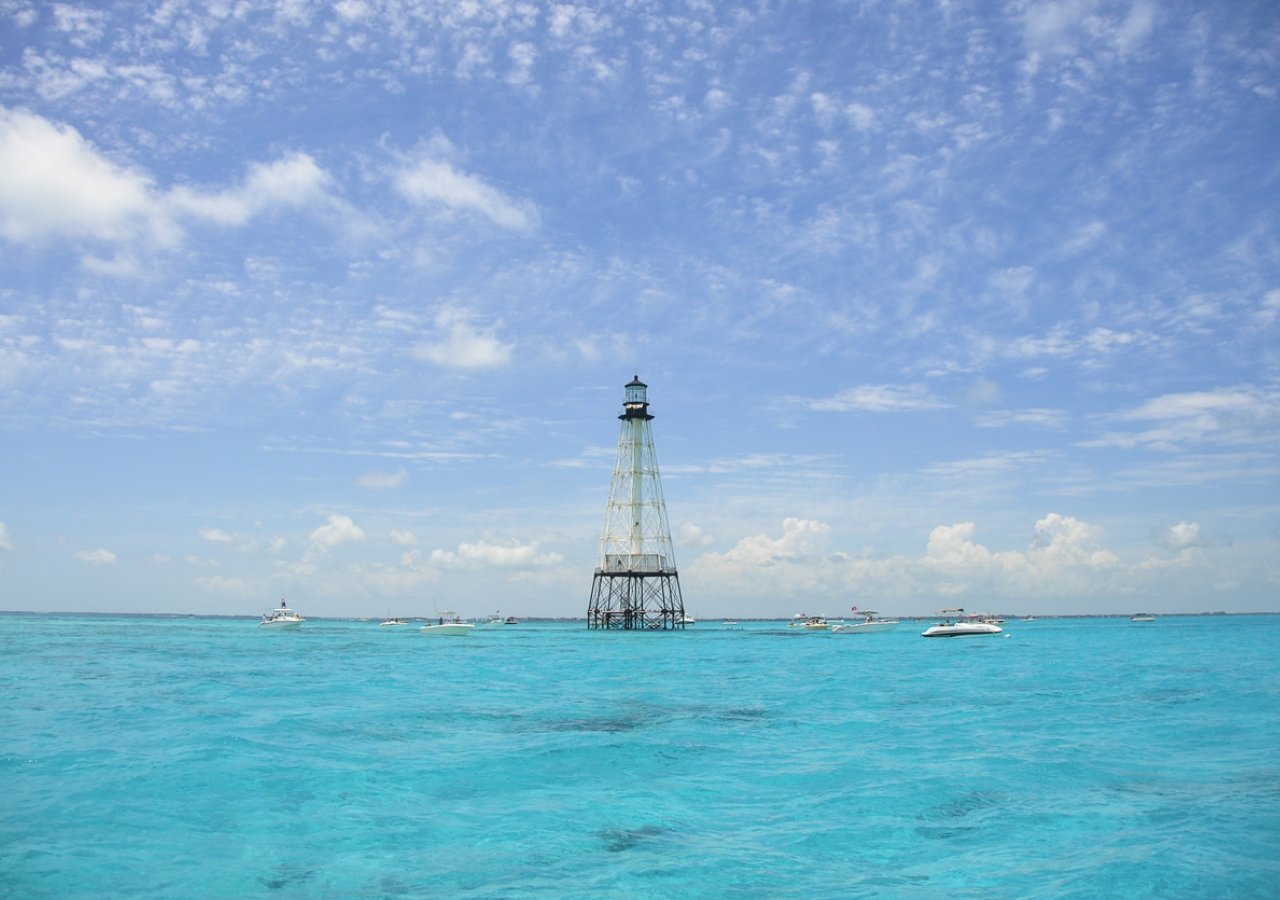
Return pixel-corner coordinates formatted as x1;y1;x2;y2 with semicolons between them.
703;518;831;567
678;522;716;547
0;521;12;551
389;528;417;546
430;535;562;568
689;514;1123;603
357;467;407;489
167;152;331;225
0;108;334;258
309;514;366;546
199;526;235;543
394;149;537;231
413;307;513;369
1154;521;1206;551
74;548;117;564
0;106;168;245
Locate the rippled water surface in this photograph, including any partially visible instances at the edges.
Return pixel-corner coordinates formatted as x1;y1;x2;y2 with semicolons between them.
3;614;1278;897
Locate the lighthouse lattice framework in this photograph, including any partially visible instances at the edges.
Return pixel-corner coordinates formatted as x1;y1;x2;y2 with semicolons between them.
587;376;686;630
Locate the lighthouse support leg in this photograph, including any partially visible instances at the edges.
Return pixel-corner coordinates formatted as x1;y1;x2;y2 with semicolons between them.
587;570;685;630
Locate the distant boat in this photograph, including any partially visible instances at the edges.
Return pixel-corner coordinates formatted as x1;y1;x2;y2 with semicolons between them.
379;617;410;627
421;612;474;636
921;608;1002;638
1130;613;1157;623
800;615;830;630
259;599;303;629
831;610;898;634
680;615;696;625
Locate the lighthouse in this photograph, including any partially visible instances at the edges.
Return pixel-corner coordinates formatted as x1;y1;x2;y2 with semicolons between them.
587;376;686;629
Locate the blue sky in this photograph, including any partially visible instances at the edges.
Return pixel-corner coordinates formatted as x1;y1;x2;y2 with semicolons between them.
1;0;1277;619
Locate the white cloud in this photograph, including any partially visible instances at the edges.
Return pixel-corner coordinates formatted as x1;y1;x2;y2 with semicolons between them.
0;521;12;551
507;41;538;86
1084;386;1280;449
394;151;537;231
705;518;830;567
389;528;417;546
1154;521;1206;551
413;307;513;369
975;408;1068;429
309;514;366;546
430;535;563;568
0;109;334;257
199;526;235;543
74;548;117;565
805;384;948;413
678;522;716;547
357;467;407;489
688;514;1123;605
168;152;331;226
1255;290;1280;327
0;106;169;245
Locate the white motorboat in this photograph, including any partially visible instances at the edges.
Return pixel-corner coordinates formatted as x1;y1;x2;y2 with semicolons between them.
379;617;410;627
259;600;303;629
680;615;696;625
421;612;474;636
800;615;830;630
831;610;898;634
921;608;1002;638
1130;613;1157;623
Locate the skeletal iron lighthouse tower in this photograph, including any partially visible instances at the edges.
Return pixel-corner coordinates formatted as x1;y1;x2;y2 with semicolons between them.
587;376;686;630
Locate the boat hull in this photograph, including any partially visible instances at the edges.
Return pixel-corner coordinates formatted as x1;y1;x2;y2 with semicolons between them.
259;619;302;629
420;623;474;636
832;621;898;634
921;623;1002;637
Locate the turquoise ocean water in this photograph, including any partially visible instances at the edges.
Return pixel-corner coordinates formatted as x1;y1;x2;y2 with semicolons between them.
2;613;1278;898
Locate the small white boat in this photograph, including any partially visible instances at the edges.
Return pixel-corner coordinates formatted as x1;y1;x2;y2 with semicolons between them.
921;608;1002;638
1130;613;1157;623
379;617;410;627
800;615;830;630
831;610;898;634
421;612;474;636
680;615;696;625
259;600;303;629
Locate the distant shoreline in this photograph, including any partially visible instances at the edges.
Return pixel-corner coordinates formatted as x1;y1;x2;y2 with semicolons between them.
1;610;1275;620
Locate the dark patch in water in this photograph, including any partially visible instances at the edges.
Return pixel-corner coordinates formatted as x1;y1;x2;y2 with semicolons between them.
599;824;670;852
719;706;769;721
260;865;313;890
549;716;647;733
917;790;1005;821
916;791;1005;839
